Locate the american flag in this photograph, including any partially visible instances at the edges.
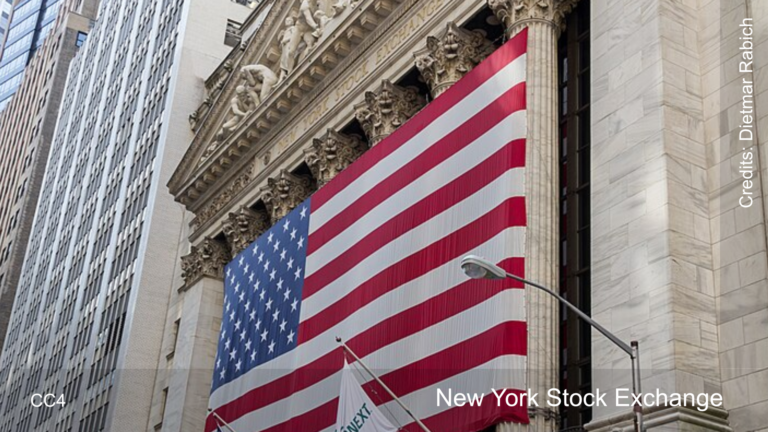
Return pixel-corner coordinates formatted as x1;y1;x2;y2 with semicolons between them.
207;29;529;432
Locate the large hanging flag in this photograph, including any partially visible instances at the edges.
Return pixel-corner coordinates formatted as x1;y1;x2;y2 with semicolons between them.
206;28;529;432
335;361;398;432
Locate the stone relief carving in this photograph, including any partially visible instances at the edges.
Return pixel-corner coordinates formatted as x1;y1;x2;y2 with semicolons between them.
354;80;426;146
414;22;495;97
180;237;229;285
304;129;367;186
260;169;314;223
192;166;254;230
487;0;579;32
278;16;303;81
241;64;280;104
222;206;270;257
202;85;260;160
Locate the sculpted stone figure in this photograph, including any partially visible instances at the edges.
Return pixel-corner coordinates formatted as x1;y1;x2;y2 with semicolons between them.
202;85;258;161
278;16;302;81
221;85;258;135
240;64;279;103
298;0;320;58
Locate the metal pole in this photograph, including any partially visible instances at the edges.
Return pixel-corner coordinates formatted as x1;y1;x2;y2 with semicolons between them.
336;337;432;432
632;341;644;432
503;271;641;429
504;272;633;356
209;410;238;432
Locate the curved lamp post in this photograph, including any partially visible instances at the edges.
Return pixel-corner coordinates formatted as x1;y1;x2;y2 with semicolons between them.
460;255;644;432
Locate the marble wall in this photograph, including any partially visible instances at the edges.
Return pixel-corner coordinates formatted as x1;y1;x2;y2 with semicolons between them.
589;0;767;430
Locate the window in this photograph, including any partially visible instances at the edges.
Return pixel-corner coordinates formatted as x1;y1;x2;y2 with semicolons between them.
75;31;87;47
224;19;242;47
559;0;591;430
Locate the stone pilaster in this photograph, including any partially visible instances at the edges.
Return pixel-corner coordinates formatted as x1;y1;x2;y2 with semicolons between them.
180;237;229;286
489;1;577;432
414;22;495;98
260;169;314;223
221;206;270;257
354;79;425;146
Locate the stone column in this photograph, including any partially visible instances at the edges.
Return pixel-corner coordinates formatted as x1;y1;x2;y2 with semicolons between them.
163;238;230;431
488;1;576;431
414;22;495;98
260;169;315;223
304;129;368;187
222;206;270;257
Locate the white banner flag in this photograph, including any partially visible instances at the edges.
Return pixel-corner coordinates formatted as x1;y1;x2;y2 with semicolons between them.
335;361;398;432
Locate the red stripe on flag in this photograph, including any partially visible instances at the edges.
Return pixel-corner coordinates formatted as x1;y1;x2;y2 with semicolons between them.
310;28;528;211
401;390;530;432
215;323;527;432
300;197;526;342
362;321;527;403
206;259;524;428
306;82;526;257
303;139;525;297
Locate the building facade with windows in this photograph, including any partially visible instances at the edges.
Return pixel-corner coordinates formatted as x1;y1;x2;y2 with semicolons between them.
0;0;95;355
0;0;251;431
0;0;66;111
0;0;13;58
164;0;768;432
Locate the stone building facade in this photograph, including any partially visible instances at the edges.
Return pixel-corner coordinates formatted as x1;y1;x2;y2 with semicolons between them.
163;0;767;431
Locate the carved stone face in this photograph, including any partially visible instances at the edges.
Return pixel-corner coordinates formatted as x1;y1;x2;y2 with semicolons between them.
322;136;339;160
235;212;250;232
378;88;393;114
285;17;295;26
276;176;292;199
444;28;460;59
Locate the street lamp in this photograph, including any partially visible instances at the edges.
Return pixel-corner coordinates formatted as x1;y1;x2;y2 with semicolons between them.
460;255;645;432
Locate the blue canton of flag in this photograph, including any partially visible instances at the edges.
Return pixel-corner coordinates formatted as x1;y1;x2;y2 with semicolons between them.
212;199;311;391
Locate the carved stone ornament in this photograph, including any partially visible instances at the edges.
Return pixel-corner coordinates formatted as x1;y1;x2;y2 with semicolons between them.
487;0;579;33
180;237;229;285
304;129;367;187
260;169;314;223
414;22;495;98
191;166;253;230
222;206;270;257
354;80;426;146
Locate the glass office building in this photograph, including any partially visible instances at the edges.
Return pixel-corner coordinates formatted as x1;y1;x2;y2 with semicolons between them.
0;0;62;111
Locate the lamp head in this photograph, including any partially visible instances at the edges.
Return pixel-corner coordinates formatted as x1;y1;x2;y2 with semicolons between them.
460;255;507;280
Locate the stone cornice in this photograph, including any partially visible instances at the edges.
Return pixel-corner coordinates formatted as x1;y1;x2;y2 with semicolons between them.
181;0;453;237
169;0;291;194
169;0;402;205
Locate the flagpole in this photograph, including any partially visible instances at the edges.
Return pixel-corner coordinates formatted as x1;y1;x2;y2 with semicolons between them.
336;337;432;432
208;408;238;432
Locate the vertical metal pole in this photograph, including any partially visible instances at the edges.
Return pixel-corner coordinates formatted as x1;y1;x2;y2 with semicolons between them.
337;338;432;432
631;341;644;432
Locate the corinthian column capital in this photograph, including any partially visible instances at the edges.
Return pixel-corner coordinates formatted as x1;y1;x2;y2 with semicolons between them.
304;129;368;187
354;80;425;146
488;0;579;34
414;22;495;98
222;206;270;257
260;169;314;223
180;237;230;285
